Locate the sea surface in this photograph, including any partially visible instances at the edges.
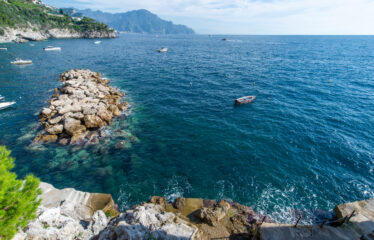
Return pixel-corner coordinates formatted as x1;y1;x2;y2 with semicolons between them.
1;35;374;224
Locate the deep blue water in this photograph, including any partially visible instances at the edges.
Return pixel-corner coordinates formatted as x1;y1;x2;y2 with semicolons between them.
1;35;374;224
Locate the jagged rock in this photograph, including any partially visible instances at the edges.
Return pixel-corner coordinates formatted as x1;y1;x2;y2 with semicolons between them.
64;117;86;136
46;124;63;135
17;182;118;240
49;116;62;125
42;108;52;116
98;108;113;123
84;115;106;128
87;211;108;235
195;206;227;226
98;204;197;240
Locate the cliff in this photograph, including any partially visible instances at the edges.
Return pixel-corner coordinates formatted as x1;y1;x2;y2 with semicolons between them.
0;0;117;43
13;182;374;240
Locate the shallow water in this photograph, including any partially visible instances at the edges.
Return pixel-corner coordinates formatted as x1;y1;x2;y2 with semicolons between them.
1;35;374;224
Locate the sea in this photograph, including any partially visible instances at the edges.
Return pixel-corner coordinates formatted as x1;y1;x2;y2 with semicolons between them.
0;35;373;224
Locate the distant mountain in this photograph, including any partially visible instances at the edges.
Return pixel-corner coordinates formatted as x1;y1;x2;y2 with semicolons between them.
61;8;195;34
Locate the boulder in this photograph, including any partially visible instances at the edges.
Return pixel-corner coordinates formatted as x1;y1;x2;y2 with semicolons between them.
49;116;62;125
97;108;113;123
64;117;86;136
84;115;106;129
46;124;63;135
195;207;227;226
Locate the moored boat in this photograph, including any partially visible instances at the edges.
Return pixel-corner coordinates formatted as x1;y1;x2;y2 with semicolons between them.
11;58;33;65
94;41;102;44
235;96;256;104
0;101;16;110
158;48;168;53
0;48;7;51
43;46;61;51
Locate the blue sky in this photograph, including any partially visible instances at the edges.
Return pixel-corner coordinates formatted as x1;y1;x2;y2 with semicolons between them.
44;0;374;35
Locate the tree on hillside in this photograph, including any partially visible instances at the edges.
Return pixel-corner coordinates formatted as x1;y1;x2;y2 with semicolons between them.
0;146;41;240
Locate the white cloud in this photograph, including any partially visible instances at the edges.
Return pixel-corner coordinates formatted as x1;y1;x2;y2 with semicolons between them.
45;0;374;34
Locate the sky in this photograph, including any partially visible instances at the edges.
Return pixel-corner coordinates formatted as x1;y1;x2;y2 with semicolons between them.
43;0;374;35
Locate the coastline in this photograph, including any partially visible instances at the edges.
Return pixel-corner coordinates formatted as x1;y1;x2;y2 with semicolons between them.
2;36;374;240
13;182;374;240
0;27;117;44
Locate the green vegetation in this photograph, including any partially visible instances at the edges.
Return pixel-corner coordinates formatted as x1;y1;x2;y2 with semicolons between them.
0;0;113;36
0;146;41;240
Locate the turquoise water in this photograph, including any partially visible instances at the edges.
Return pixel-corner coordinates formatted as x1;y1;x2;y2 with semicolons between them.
1;35;374;224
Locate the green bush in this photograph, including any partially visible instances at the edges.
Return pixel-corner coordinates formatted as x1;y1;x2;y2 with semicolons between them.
0;146;41;240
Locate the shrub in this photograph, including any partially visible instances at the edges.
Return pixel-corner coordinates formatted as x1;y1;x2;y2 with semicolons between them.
0;146;41;240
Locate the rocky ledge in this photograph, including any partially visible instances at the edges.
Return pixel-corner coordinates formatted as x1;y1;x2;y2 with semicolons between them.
33;69;128;145
14;183;270;240
13;183;374;240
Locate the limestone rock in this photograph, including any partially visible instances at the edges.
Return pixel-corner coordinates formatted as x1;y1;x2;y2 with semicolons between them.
64;117;85;136
46;124;63;135
84;115;106;129
34;69;128;145
98;203;197;240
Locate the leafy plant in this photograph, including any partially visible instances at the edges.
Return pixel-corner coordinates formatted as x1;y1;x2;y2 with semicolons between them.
0;146;41;240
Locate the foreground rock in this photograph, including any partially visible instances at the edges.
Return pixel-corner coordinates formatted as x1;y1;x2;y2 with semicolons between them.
13;183;374;240
34;69;128;145
13;182;118;240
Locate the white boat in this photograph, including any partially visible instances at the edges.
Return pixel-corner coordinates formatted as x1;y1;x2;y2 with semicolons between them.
43;46;61;51
11;58;33;65
0;48;7;51
158;48;168;53
94;41;101;44
0;101;16;110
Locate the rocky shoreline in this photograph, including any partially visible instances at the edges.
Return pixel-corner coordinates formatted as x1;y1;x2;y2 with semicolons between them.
13;183;374;240
34;69;128;145
0;27;117;43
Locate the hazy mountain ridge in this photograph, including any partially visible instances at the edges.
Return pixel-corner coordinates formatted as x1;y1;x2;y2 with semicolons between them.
61;8;195;34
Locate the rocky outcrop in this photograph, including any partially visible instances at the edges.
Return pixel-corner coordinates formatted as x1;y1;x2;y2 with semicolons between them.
33;69;128;145
14;186;374;240
0;27;117;43
98;203;198;240
13;182;118;240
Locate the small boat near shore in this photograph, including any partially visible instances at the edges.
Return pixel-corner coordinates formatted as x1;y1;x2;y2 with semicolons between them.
11;58;33;65
0;48;7;51
235;96;256;104
43;46;61;51
0;101;16;110
94;41;101;45
158;48;168;53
